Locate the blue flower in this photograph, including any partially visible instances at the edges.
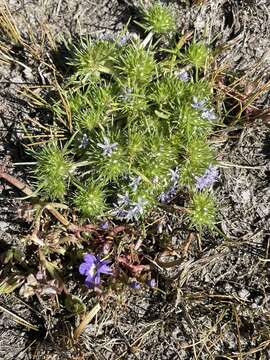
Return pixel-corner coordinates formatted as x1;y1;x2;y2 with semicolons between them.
111;207;129;219
118;32;133;45
79;254;112;288
195;165;218;190
100;221;109;230
97;136;118;157
191;97;217;121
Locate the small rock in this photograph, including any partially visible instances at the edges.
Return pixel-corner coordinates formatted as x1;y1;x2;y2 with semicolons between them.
238;288;250;300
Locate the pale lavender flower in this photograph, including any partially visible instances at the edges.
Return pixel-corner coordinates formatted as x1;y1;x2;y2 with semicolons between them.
195;165;218;191
192;97;217;121
117;192;130;207
111;207;129;219
191;96;207;110
177;71;190;82
146;279;156;288
123;197;148;221
98;33;115;42
158;185;177;203
100;221;109;230
119;87;133;101
169;168;179;184
79;133;89;149
152;176;159;185
201;109;217;121
129;176;141;192
97;136;118;157
79;254;112;288
112;196;147;221
118;32;132;45
130;281;141;289
129;197;148;218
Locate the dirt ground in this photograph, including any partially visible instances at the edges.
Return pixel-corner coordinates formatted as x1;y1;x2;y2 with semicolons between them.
1;0;270;359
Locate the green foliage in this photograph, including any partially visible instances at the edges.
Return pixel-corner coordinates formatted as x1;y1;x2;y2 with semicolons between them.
141;3;176;34
188;191;216;230
180;137;215;186
117;44;156;87
74;181;106;218
34;142;73;199
186;41;210;69
69;38;116;82
32;8;220;228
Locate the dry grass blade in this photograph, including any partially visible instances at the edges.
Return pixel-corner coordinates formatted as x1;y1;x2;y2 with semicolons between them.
0;276;24;294
0;1;22;44
73;303;101;340
0;304;39;331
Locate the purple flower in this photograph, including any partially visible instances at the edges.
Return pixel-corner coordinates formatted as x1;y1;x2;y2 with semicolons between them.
195;165;218;190
146;279;156;288
97;136;118;157
112;196;148;221
191;97;217;121
117;32;137;46
191;96;207;110
130;281;141;289
79;133;89;149
79;254;112;288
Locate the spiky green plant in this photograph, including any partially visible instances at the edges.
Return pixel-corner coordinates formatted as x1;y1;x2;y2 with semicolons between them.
141;3;176;34
32;5;220;228
69;37;116;82
74;181;106;218
116;44;156;87
186;41;210;69
188;191;216;230
34;142;74;200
